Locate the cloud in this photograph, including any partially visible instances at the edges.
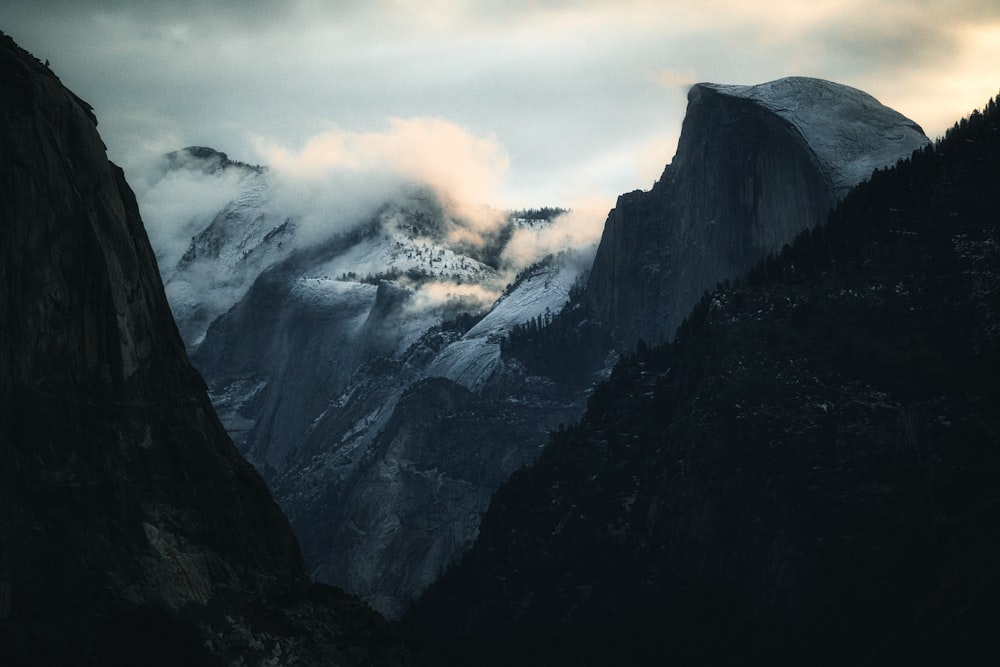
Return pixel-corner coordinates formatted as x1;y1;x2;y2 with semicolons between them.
406;281;500;316
501;199;609;272
132;152;250;276
260;117;509;205
256;118;511;246
128;129;609;334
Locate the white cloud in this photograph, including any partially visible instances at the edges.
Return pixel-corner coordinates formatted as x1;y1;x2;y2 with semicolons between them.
252;117;511;247
406;281;500;316
133;156;249;274
501;199;608;271
259;117;509;205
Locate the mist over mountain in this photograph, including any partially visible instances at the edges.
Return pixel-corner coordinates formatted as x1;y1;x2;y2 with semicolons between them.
135;144;603;349
0;31;405;665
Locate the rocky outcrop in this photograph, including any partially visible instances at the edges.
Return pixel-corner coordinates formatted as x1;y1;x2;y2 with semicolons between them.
585;77;929;347
0;31;405;665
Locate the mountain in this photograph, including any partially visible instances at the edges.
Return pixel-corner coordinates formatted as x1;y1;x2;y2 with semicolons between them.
153;146;289;350
0;31;405;665
584;77;929;348
403;95;1000;666
138;156;590;616
141;77;929;620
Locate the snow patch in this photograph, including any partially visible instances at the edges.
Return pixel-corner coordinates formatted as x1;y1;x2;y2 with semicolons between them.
425;260;582;389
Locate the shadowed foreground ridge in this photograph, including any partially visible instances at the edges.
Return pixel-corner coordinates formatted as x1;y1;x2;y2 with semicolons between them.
405;97;1000;665
0;31;405;665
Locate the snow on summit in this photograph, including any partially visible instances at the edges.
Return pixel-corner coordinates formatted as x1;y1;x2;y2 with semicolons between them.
699;77;930;197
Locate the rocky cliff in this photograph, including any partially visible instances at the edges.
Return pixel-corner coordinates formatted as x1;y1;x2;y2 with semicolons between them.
585;77;929;347
0;31;405;665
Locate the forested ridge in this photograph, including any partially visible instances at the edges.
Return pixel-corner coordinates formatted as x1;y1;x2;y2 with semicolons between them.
403;95;1000;666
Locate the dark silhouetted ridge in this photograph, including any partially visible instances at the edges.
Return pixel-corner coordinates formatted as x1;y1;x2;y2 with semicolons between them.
0;29;406;666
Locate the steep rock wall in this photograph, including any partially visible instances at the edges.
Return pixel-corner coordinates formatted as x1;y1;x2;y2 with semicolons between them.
0;31;404;665
585;77;929;347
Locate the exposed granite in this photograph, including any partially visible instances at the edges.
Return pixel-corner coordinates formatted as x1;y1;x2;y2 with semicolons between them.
584;77;929;348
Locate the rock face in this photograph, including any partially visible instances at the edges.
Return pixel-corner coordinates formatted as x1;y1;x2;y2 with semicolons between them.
403;95;1000;666
585;77;929;347
0;31;405;665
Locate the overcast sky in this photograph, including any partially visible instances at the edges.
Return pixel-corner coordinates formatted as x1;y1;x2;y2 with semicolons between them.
3;1;999;210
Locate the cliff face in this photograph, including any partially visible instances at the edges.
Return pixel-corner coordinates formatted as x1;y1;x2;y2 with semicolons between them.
0;32;404;665
585;77;929;347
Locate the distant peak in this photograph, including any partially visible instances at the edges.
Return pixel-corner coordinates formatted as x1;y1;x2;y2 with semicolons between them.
694;76;872;100
165;146;264;175
180;145;230;161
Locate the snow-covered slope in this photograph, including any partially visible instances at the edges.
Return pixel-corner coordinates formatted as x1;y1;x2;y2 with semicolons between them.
701;77;929;197
184;189;545;463
308;204;502;288
425;258;584;390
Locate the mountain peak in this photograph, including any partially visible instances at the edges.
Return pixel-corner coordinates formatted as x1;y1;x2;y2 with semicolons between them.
165;145;264;175
691;77;928;197
586;76;930;348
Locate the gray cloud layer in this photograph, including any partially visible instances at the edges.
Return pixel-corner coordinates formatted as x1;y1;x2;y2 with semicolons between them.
3;1;999;210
